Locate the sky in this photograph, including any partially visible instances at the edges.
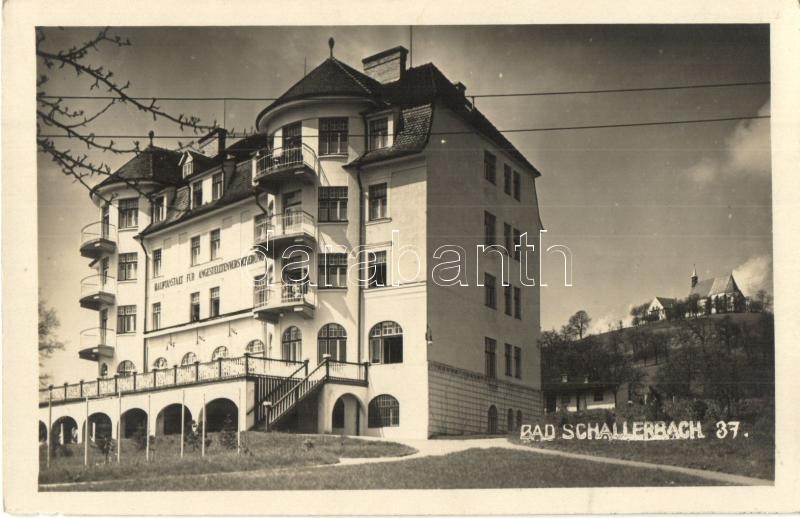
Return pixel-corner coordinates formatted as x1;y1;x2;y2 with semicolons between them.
37;25;772;384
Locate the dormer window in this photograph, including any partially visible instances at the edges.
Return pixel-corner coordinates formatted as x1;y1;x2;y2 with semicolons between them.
152;195;165;222
368;118;389;151
191;181;203;209
182;161;193;178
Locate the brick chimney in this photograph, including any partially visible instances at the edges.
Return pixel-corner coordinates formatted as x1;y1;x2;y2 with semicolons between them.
362;46;409;84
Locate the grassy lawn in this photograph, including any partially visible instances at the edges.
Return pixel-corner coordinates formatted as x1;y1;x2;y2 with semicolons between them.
511;423;774;480
42;447;725;491
39;432;415;485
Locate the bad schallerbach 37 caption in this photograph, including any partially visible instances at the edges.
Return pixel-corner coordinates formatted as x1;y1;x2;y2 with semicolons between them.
520;420;745;442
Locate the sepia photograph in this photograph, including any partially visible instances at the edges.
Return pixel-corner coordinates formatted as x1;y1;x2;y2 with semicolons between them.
3;2;800;513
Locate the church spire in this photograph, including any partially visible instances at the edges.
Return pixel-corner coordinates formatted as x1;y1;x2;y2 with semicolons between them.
691;264;698;288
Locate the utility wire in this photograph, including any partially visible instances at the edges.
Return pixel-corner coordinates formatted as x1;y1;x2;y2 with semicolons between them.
38;114;770;141
38;80;769;102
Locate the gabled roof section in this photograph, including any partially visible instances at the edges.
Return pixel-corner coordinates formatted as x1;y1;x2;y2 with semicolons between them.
653;297;677;307
255;58;384;127
689;274;741;298
91;146;182;195
346;104;433;167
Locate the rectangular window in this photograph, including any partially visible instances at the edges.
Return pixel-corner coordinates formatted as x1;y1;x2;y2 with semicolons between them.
190;236;200;266
319;186;348;222
514;286;522;319
212;173;223;201
369;183;388;221
593;389;604;402
504;222;512;255
209;287;220;318
152;249;162;277
118;252;137;281
368;251;387;288
152;303;161;331
319;117;348;155
485;337;497;379
118;198;138;229
191;182;202;209
319;253;348;288
504;343;513;376
504;164;512;195
484;211;496;247
117;305;136;334
190;292;200;322
368;118;388;150
504;284;512;316
513;228;521;261
513;171;521;201
484;273;496;309
210;229;220;260
484;151;496;184
182;161;193;178
152;196;165;223
514;346;522;378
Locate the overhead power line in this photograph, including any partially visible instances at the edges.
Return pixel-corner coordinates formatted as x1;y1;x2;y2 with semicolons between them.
38;80;769;102
38;114;770;140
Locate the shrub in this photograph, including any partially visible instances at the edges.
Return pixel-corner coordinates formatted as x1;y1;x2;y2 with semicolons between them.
219;414;238;450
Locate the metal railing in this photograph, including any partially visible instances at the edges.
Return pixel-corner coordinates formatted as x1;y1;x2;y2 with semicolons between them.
80;221;117;246
38;354;304;405
254;210;316;244
253;281;316;310
252;144;318;183
80;327;116;349
80;274;116;298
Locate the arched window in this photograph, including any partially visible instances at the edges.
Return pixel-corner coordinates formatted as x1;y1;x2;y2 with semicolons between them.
117;360;136;376
516;410;523;430
211;346;228;360
368;394;399;428
318;323;346;362
282;326;302;362
181;352;197;366
507;408;514;432
487;405;498;434
369;321;403;364
246;339;265;356
152;357;168;370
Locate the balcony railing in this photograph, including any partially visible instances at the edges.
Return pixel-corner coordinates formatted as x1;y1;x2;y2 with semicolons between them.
252;144;318;189
79;274;116;310
79;221;117;259
254;210;316;249
253;281;316;322
78;327;115;361
39;354;305;405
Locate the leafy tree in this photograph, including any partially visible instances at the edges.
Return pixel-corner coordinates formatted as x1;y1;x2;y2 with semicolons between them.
686;293;702;317
219;414;238;450
630;303;650;326
39;299;65;386
565;310;591;340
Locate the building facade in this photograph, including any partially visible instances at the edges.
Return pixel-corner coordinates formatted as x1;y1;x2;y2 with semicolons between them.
40;43;544;443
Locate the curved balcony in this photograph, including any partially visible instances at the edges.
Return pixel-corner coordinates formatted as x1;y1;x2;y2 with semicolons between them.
79;274;116;311
78;327;115;362
254;210;316;253
80;222;117;259
252;144;318;193
253;281;316;323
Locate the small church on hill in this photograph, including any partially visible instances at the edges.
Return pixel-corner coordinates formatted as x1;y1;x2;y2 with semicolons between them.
647;266;746;320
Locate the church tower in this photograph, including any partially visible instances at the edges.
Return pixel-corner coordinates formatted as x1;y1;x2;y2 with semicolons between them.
691;264;698;288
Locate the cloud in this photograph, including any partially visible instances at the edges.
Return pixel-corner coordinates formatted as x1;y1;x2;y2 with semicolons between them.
590;313;624;335
686;100;771;183
732;254;772;297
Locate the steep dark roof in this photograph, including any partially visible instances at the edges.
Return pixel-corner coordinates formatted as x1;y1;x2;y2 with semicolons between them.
255;58;383;127
347;104;434;167
91;146;182;195
351;63;540;174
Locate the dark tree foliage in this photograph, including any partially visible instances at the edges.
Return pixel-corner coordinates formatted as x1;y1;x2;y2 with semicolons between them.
39;299;65;386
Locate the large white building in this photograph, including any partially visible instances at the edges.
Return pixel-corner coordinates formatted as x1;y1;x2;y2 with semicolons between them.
39;43;544;443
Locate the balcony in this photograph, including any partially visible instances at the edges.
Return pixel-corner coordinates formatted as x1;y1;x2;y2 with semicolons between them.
254;210;316;253
77;327;115;362
79;221;117;259
253;281;316;323
252;144;318;193
79;274;116;310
